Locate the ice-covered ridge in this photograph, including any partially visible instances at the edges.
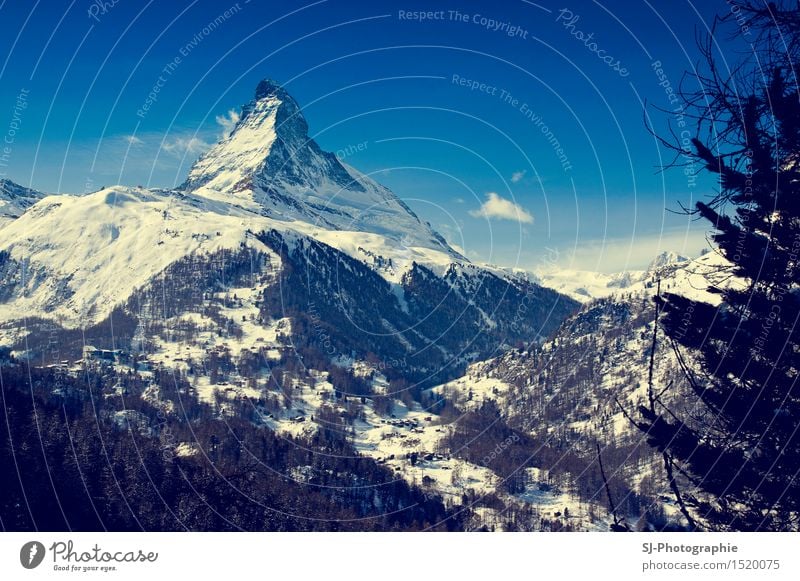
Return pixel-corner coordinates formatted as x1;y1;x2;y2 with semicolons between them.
0;185;461;329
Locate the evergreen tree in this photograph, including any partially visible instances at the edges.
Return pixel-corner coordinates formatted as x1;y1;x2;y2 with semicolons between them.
639;2;800;530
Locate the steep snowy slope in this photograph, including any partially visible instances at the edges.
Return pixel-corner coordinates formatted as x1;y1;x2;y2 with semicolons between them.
0;178;46;226
184;79;454;253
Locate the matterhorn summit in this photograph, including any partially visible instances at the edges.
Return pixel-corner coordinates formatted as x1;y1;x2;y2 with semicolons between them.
184;79;453;252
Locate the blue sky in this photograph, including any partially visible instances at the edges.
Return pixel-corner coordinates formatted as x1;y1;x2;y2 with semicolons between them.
0;0;735;272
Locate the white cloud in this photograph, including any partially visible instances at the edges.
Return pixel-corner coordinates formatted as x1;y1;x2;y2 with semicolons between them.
123;135;143;145
511;170;526;183
162;136;211;157
470;192;533;223
215;109;240;138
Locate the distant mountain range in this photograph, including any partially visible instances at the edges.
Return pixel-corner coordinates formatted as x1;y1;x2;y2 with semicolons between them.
534;250;696;303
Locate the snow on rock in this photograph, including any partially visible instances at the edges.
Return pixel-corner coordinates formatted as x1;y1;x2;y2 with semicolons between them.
0;178;47;226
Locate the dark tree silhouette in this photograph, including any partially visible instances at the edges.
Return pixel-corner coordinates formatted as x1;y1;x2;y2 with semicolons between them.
638;1;800;530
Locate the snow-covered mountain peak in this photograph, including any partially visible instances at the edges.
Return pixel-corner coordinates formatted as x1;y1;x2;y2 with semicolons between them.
184;78;362;196
183;79;457;254
646;250;689;273
183;81;283;192
254;77;293;101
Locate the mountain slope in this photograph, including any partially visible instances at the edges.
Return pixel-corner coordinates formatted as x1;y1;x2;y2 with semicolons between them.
0;186;260;325
429;250;741;528
443;250;736;432
0;178;46;226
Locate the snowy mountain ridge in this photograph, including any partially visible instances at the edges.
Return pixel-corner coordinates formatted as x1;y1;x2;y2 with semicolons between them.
534;250;698;302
